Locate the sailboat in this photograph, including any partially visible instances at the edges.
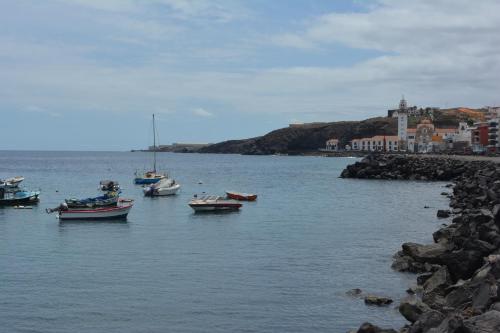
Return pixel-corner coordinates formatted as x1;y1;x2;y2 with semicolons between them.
134;114;166;185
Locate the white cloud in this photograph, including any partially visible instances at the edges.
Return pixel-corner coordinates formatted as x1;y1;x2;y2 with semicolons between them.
57;0;248;22
192;108;214;117
2;0;500;128
23;105;62;118
270;33;317;50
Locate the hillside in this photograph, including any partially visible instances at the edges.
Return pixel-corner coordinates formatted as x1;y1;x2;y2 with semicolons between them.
199;117;397;155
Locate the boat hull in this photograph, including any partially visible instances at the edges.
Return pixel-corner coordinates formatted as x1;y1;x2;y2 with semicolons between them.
189;204;241;212
58;204;133;220
226;191;257;201
189;201;242;212
0;194;39;206
144;183;180;196
134;177;162;185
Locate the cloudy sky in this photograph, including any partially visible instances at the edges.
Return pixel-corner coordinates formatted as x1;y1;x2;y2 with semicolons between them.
2;0;500;150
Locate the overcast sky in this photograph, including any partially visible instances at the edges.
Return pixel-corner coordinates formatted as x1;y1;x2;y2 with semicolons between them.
2;0;500;150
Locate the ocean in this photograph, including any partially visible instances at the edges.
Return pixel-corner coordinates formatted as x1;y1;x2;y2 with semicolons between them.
0;151;451;332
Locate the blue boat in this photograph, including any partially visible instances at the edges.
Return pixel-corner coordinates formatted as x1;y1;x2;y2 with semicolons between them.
134;171;164;184
0;188;40;206
134;114;166;185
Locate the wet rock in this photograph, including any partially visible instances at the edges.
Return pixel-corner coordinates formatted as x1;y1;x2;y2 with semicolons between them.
402;243;448;265
399;298;431;323
417;272;434;286
426;313;465;333
423;266;451;294
347;288;363;297
437;210;451;218
364;295;393;306
442;249;484;281
463;310;500;332
409;310;445;333
356;322;397;333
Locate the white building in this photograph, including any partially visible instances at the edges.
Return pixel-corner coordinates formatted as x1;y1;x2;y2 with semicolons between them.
351;136;399;152
453;122;472;143
325;139;339;151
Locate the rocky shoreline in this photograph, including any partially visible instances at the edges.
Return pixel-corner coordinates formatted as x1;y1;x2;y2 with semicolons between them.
341;154;500;333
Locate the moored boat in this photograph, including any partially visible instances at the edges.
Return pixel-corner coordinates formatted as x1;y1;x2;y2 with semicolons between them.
134;171;165;184
0;176;24;189
143;177;180;196
134;114;168;185
99;180;120;192
0;188;40;206
188;195;242;212
48;202;134;220
226;191;257;201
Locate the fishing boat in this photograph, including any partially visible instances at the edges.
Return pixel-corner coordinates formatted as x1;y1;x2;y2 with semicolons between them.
134;114;166;185
0;176;24;189
226;191;258;201
54;202;134;220
0;188;40;206
188;195;242;212
99;180;120;192
143;178;180;196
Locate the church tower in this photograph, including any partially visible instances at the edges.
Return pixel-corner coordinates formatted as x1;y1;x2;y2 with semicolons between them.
397;96;408;151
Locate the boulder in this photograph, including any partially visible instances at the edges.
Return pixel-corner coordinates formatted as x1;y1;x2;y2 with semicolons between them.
356;322;397;333
422;267;452;309
409;310;445;333
346;288;363;297
442;249;484;281
364;295;393;306
437;210;451;218
426;313;465;333
402;243;448;265
399;297;431;323
463;310;500;333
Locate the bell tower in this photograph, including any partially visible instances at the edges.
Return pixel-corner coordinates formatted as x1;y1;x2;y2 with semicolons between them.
397;96;408;151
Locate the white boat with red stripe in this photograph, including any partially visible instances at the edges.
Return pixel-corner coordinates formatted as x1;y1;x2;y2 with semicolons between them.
57;202;134;220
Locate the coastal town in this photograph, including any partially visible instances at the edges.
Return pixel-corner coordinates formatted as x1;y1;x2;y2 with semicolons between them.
325;98;500;154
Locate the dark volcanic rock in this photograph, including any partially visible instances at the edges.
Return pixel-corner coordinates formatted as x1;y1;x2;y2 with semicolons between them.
364;295;393;306
344;155;500;333
399;297;431;323
437;210;451;218
357;322;397;333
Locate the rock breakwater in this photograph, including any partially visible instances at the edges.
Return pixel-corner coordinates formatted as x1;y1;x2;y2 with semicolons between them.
342;154;500;333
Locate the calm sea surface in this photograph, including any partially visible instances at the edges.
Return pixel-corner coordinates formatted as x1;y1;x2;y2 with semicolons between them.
0;151;451;333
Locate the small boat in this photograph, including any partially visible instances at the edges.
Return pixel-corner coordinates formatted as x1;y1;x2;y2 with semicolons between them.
65;191;119;208
134;171;165;185
47;202;134;220
0;188;40;206
226;191;257;201
143;178;180;196
99;180;120;192
0;176;24;189
134;114;167;185
188;195;242;212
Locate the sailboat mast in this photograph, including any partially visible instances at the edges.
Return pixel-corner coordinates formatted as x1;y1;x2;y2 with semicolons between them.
152;114;157;172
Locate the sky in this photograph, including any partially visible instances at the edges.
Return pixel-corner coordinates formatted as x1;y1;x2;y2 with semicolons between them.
1;0;500;150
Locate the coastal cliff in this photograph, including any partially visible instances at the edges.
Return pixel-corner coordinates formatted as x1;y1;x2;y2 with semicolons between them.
342;154;500;333
199;108;483;155
199;117;397;155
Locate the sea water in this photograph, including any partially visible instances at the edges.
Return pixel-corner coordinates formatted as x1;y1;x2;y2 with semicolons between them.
0;151;451;332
